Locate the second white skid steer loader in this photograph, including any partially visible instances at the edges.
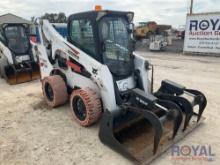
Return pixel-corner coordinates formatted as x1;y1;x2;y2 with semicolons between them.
0;23;40;84
35;9;207;164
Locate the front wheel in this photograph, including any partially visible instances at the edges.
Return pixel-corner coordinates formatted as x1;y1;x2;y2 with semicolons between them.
70;88;102;126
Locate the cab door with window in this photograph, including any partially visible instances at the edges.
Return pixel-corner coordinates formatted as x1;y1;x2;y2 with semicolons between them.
69;19;100;61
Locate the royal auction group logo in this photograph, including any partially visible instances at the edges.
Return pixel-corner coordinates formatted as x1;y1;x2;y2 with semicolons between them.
170;145;215;162
189;19;220;31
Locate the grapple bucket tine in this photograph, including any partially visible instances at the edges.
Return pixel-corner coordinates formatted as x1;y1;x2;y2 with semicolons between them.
155;93;193;131
183;110;193;131
126;106;163;154
176;98;194;131
172;109;182;139
156;100;183;139
185;89;207;122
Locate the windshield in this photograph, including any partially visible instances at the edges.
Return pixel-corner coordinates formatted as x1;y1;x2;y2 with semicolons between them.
4;25;29;55
99;17;133;77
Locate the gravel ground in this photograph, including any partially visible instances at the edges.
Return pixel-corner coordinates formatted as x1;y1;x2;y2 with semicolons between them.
0;52;220;165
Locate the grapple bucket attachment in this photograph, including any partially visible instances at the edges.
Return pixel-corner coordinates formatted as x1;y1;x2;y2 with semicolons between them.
99;101;183;163
155;80;207;131
5;62;40;85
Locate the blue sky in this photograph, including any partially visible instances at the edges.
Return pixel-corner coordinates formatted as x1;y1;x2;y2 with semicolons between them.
0;0;219;28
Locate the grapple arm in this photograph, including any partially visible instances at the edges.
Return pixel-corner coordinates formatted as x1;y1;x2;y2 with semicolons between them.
155;79;207;130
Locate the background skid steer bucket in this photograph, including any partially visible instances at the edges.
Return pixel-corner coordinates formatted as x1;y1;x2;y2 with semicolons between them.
5;62;40;85
99;103;182;163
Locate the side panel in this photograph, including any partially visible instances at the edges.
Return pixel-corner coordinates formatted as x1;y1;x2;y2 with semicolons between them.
0;42;13;64
134;53;152;94
36;44;53;78
96;65;118;111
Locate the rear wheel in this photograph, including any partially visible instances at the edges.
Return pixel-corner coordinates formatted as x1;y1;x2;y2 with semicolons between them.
70;88;102;126
42;75;68;108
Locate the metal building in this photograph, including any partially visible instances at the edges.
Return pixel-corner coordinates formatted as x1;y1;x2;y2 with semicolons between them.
0;13;31;25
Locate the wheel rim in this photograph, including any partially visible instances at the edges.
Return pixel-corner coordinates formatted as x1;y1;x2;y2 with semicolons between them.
72;96;86;121
45;82;54;101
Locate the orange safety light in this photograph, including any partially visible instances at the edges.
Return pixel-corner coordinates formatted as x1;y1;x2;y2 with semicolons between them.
95;5;102;11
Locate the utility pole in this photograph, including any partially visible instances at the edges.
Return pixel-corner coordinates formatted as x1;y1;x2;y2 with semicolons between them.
190;0;194;14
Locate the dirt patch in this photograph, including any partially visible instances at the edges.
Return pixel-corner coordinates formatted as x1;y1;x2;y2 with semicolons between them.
32;99;52;111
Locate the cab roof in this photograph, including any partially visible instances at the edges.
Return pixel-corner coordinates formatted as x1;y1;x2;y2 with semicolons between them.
68;10;134;23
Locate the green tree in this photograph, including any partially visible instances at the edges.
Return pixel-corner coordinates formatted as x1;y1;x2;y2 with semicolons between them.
31;16;37;24
40;12;67;23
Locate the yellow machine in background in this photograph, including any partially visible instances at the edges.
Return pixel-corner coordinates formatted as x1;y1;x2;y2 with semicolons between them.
134;21;158;40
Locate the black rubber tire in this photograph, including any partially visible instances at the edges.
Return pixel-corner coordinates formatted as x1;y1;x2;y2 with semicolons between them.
42;75;68;108
70;88;102;127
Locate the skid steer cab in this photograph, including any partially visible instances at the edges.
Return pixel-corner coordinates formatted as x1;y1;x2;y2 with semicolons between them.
0;23;40;84
36;9;207;163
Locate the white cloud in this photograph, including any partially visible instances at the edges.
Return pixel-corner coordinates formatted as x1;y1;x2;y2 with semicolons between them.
0;0;219;28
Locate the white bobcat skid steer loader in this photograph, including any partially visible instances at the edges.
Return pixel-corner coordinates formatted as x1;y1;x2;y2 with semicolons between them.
36;10;207;164
0;23;40;84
